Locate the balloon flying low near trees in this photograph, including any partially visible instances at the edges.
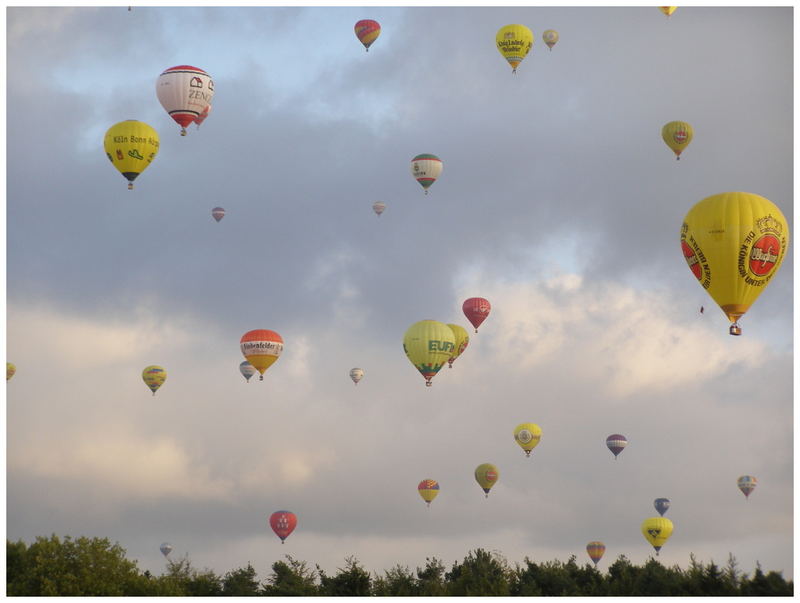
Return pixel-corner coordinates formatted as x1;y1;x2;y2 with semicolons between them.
410;154;443;194
474;463;499;498
496;24;533;73
586;541;606;567
462;297;491;332
513;423;542;457
446;323;469;368
269;511;297;543
239;361;257;382
142;365;166;395
240;330;284;381
641;517;674;555
661;121;693;159
606;434;627;459
738;475;757;499
403;320;455;386
417;479;440;507
680;192;789;336
159;543;173;557
211;207;225;222
156;65;214;136
354;19;381;51
103;120;160;189
349;368;364;385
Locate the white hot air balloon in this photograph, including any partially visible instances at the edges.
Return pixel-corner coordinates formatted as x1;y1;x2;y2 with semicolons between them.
160;543;173;557
239;361;257;382
156;65;214;136
349;368;364;385
372;201;386;216
410;154;443;194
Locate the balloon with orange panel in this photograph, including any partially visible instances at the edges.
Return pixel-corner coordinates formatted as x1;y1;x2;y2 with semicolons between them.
418;479;440;507
462;297;491;332
269;510;297;543
354;19;381;51
240;329;284;381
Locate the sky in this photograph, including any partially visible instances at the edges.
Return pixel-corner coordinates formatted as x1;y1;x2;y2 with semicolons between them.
4;2;795;583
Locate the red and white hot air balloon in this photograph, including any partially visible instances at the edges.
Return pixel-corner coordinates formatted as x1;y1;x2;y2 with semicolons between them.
269;510;297;543
211;207;225;222
156;65;214;136
462;297;491;332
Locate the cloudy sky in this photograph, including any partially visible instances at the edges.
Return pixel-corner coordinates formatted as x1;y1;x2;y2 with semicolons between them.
5;3;794;581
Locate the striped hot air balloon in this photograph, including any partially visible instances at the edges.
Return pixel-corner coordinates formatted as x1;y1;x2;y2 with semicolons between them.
410;154;442;194
418;479;440;507
586;541;606;566
606;434;627;459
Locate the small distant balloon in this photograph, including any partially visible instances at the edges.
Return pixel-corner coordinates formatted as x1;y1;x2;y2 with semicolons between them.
160;542;173;557
269;510;297;543
418;479;440;507
542;29;559;50
738;475;757;499
641;517;673;555
372;201;386;216
474;463;499;498
354;19;381;51
240;330;284;381
606;434;627;459
211;207;225;222
194;104;211;128
661;121;693;160
586;541;606;567
403;320;455;386
462;297;491;332
410;154;443;194
142;365;166;395
349;367;364;385
7;362;16;381
446;323;469;368
654;498;671;516
239;361;257;383
513;423;542;457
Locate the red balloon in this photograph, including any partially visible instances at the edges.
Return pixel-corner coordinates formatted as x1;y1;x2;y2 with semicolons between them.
462;297;491;332
269;510;297;543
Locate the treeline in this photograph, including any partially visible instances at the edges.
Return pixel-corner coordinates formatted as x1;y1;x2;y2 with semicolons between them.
6;535;793;596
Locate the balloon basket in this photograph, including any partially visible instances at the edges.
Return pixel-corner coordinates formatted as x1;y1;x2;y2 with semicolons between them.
180;128;187;136
127;182;133;190
259;375;264;381
730;323;742;336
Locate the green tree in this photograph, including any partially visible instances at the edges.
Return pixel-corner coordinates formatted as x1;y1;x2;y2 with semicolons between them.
510;557;581;596
606;554;641;595
263;555;318;596
415;556;447;596
445;548;511;596
631;557;686;596
372;564;416;596
162;555;222;595
739;562;793;596
318;556;372;596
221;563;261;596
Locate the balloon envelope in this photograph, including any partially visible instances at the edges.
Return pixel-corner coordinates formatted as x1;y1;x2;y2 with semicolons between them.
156;65;214;135
240;330;284;380
211;207;225;222
543;29;559;49
661;121;693;159
418;479;440;506
354;19;381;50
403;320;455;386
586;541;606;566
681;192;789;335
606;434;627;458
654;498;671;516
496;24;534;72
514;423;542;456
160;543;173;557
410;154;443;193
474;463;499;497
372;201;386;216
446;323;470;368
239;361;257;382
7;362;16;381
103;120;160;189
738;475;757;498
641;517;673;554
142;365;166;395
269;510;297;543
659;6;677;16
462;297;491;332
349;367;364;384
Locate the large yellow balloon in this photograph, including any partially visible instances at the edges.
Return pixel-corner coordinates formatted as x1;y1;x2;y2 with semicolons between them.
513;423;542;457
496;25;533;73
641;517;673;555
681;192;789;335
403;320;456;386
104;121;160;189
446;323;469;368
475;463;499;497
661;121;693;159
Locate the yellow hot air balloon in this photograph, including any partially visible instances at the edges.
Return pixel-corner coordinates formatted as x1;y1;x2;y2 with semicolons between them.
7;362;16;381
418;479;440;507
641;517;673;555
513;423;542;457
104;120;160;189
446;323;469;368
496;24;533;73
661;121;693;160
659;7;677;17
474;463;499;497
680;192;789;336
240;330;284;380
403;320;455;386
142;365;166;395
542;29;559;50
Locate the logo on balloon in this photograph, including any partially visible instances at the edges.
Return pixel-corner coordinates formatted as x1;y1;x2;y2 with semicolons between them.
517;429;533;444
749;235;780;277
674;130;688;143
485;470;498;482
681;240;703;281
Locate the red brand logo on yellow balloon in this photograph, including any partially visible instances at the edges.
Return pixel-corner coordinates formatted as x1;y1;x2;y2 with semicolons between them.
749;235;781;276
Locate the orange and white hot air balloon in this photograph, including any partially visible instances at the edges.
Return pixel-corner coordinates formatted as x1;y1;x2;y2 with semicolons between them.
240;330;284;381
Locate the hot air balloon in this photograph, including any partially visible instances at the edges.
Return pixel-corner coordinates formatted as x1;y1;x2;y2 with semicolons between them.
403;320;455;386
462;297;491;332
496;24;533;73
680;192;789;336
156;65;214;136
270;510;297;543
586;541;606;567
103;120;160;189
354;19;381;51
194;104;211;128
661;121;693;160
372;201;386;216
160;542;173;557
641;517;673;555
474;463;499;498
240;330;284;381
349;367;364;385
542;29;559;50
142;365;166;395
446;323;469;368
513;423;542;457
606;434;627;459
418;479;440;507
654;498;671;516
211;207;225;222
239;360;257;383
737;475;757;499
659;6;677;17
410;154;443;194
7;362;15;381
